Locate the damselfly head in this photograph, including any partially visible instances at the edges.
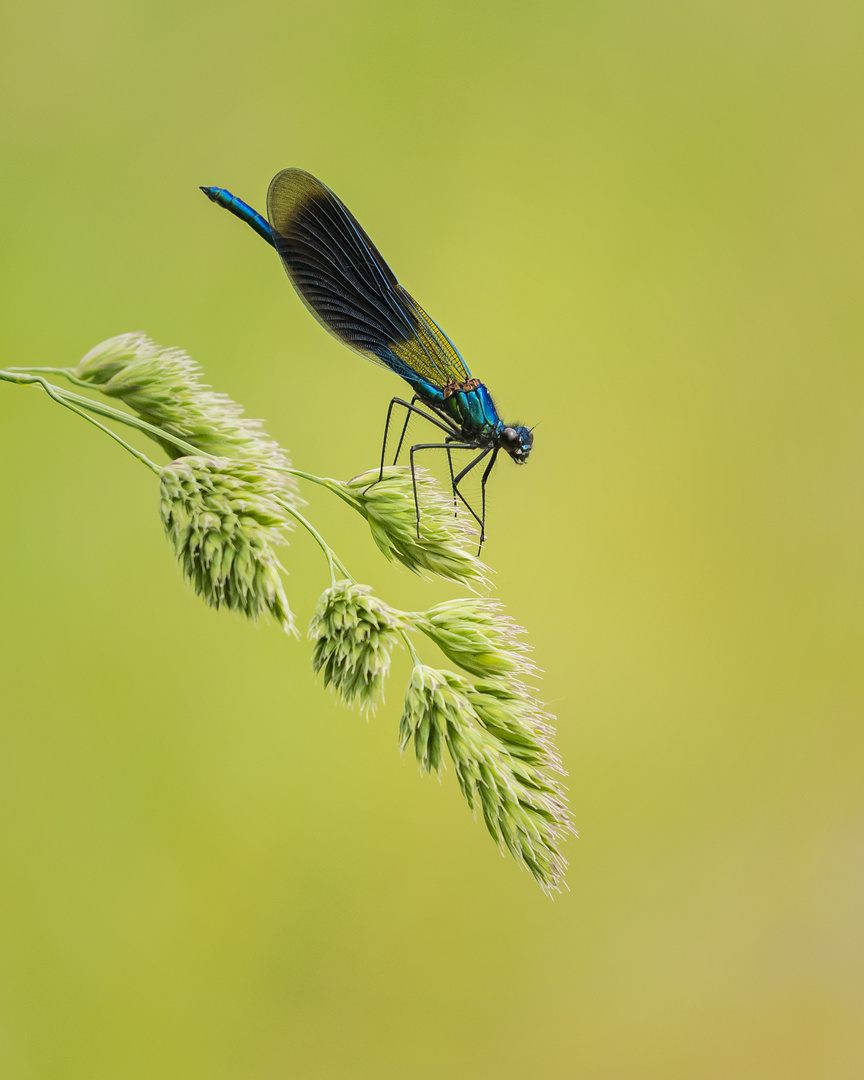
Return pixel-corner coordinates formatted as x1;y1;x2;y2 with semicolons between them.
498;424;533;464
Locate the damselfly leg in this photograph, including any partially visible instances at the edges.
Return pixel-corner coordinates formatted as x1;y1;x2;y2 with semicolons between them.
409;442;479;539
394;401;461;516
477;448;499;551
369;398;493;547
391;394;420;467
446;446;457;515
366;397;458;495
451;447;493;542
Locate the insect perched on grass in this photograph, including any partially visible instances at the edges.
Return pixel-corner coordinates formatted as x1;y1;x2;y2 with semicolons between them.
201;169;533;544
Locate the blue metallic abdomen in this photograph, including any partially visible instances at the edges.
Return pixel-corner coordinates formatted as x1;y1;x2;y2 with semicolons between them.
200;187;275;248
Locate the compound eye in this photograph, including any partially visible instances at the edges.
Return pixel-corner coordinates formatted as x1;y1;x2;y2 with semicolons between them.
502;427;520;445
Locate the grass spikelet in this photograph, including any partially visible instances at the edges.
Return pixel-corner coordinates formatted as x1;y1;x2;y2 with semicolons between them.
337;467;489;589
399;665;573;892
411;597;535;681
308;580;402;713
160;456;295;633
76;333;298;499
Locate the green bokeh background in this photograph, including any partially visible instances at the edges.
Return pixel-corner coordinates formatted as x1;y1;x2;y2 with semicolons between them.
1;2;862;1077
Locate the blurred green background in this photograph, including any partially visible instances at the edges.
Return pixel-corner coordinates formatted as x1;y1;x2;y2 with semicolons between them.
1;1;863;1077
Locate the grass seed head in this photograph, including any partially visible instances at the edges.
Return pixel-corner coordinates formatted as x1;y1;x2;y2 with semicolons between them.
411;597;535;681
341;467;489;590
308;580;402;713
400;665;573;892
77;333;298;501
160;456;295;634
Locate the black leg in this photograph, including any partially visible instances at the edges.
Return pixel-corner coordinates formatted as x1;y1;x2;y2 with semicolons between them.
476;448;499;550
452;448;492;487
367;398;459;493
450;448;493;533
391;394;419;466
445;446;457;516
409;442;477;537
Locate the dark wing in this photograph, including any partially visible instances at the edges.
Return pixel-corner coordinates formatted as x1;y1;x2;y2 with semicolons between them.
266;169;470;389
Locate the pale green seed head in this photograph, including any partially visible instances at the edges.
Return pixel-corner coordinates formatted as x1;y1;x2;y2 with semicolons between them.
399;665;574;892
160;456;295;634
76;333;144;384
411;597;535;681
308;581;402;713
466;679;561;771
77;334;298;502
398;664;455;773
340;467;489;590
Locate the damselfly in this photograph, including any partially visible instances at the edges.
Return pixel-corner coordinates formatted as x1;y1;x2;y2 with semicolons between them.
201;169;533;543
